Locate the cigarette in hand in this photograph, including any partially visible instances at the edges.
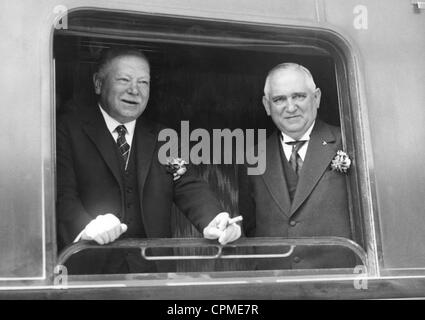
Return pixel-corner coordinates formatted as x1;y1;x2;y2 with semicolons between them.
227;215;243;225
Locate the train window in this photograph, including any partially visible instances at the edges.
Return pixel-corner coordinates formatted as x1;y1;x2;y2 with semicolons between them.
52;9;376;284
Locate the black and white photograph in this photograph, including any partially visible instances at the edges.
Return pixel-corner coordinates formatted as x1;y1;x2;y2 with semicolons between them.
0;0;425;308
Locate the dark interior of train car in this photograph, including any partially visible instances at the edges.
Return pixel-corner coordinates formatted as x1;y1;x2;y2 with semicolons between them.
53;10;363;274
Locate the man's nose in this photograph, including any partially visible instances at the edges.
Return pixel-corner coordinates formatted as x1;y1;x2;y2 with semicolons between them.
127;82;139;95
286;99;297;112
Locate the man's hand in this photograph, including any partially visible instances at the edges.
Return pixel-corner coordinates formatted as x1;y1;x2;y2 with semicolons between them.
203;212;242;245
80;213;128;245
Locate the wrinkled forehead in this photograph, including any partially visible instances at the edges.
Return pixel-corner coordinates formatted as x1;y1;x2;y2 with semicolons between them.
103;55;150;77
268;69;312;95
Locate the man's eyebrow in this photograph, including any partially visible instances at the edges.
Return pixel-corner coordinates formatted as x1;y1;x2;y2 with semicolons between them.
271;91;307;96
115;73;130;78
114;73;150;79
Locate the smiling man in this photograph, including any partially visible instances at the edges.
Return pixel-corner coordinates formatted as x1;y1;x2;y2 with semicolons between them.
238;63;355;270
56;47;240;274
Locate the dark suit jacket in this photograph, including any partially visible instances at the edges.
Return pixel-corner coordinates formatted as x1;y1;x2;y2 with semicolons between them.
56;104;222;273
239;119;356;270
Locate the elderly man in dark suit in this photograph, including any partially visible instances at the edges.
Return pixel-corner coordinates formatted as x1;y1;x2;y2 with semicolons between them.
57;47;240;274
239;63;355;270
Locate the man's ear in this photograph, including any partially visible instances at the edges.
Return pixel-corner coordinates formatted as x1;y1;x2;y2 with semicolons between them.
314;88;321;109
262;96;271;116
93;73;102;95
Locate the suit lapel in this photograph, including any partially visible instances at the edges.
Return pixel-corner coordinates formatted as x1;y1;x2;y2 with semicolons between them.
290;120;338;215
261;131;292;217
82;106;122;187
134;116;157;196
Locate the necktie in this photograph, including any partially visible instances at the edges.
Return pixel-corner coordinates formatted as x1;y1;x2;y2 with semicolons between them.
286;140;307;176
115;125;130;167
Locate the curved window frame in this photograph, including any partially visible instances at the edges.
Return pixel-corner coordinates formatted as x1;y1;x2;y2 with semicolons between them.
50;7;380;286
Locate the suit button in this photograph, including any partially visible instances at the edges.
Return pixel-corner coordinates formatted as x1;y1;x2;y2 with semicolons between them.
126;187;133;193
127;203;132;209
293;256;301;263
289;220;297;226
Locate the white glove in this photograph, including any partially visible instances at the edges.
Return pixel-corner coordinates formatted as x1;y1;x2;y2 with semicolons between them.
79;213;128;245
203;212;242;245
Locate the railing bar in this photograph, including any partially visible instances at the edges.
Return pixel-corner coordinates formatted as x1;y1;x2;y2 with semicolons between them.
143;255;219;261
57;237;368;267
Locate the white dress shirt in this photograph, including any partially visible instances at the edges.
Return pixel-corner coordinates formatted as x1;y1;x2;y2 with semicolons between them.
280;121;315;162
98;104;136;148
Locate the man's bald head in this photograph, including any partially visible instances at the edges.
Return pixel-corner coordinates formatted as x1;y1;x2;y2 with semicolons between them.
264;63;316;98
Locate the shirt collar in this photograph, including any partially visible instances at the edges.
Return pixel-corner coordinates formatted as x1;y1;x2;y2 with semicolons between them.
281;120;315;143
98;104;136;136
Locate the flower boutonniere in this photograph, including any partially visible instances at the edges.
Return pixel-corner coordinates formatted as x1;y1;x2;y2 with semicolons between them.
331;150;351;173
165;158;188;181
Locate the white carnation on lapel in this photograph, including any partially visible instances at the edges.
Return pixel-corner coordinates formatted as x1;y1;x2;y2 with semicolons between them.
331;150;351;173
165;158;188;180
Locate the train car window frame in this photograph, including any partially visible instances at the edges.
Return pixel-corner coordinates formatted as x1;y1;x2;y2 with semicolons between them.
50;8;379;286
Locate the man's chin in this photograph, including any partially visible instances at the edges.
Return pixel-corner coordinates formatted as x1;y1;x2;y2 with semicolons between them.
129;108;146;118
111;110;143;123
282;124;303;133
280;126;306;139
122;113;143;122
